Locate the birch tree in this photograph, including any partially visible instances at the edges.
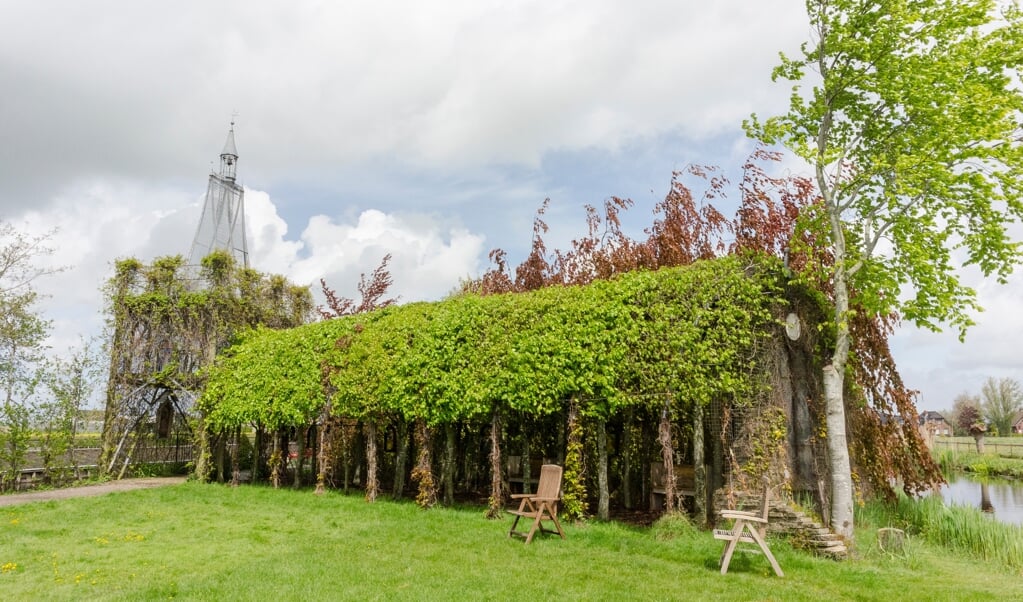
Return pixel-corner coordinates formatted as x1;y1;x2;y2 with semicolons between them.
0;222;58;405
748;0;1023;540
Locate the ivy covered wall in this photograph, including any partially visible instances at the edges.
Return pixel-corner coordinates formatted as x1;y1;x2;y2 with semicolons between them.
101;251;313;477
199;255;825;519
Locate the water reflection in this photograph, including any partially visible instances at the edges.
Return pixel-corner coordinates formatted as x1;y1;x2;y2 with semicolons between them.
939;474;1023;526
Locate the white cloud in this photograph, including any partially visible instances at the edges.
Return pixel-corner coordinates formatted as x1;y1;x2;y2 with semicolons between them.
0;1;806;214
890;267;1023;411
3;0;1021;419
16;183;485;357
246;191;485;301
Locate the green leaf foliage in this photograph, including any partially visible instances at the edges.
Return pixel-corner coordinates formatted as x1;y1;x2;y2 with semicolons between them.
200;255;788;429
749;0;1023;336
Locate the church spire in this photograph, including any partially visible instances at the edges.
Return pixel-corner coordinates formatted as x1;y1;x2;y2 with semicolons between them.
188;120;248;268
220;120;238;182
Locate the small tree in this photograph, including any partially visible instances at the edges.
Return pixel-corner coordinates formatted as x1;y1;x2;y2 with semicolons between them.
40;339;104;483
952;395;983;437
981;377;1023;438
749;0;1023;540
0;222;60;406
0;374;38;492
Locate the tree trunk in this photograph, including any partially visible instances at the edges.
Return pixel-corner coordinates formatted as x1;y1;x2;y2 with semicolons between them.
817;94;856;542
973;432;986;454
294;426;306;488
316;417;331;495
270;429;282;489
191;418;212;484
393;419;409;498
412;418;437;508
252;427;263;484
441;423;456;505
69;415;80;482
521;425;532;494
622;410;634;510
657;401;677;514
364;420;379;502
486;409;504;519
230;427;241;487
824;364;854;539
596;419;609;521
214;430;225;483
562;399;586;520
693;404;706;526
710;400;724;516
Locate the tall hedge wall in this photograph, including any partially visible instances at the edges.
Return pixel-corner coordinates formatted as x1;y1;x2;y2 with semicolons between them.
201;255;785;430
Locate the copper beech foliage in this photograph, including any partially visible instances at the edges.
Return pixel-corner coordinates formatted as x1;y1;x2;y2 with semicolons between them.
318;253;399;319
472;149;940;500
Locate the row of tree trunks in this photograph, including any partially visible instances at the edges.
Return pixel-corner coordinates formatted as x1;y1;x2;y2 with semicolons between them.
197;404;722;527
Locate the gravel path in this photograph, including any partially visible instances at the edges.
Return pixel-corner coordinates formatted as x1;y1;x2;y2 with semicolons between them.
0;477;188;506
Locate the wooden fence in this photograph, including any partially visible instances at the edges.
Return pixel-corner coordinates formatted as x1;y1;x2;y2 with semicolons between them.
930;437;1023;458
2;438;194;492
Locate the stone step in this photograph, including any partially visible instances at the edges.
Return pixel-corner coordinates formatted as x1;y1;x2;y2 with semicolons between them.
814;540;848;549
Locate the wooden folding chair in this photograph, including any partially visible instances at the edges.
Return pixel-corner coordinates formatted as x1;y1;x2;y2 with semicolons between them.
508;464;566;544
713;481;784;577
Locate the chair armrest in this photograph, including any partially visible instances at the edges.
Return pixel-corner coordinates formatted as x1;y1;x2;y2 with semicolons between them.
719;509;758;519
530;496;560;503
720;511;768;524
509;493;532;499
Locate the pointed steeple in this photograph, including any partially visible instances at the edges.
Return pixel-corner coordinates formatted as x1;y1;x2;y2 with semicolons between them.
220;121;238;182
189;121;248;268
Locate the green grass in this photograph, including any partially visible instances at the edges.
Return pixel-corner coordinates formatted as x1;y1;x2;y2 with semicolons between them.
933;436;1023;460
934;448;1023;478
2;482;1022;601
859;492;1023;570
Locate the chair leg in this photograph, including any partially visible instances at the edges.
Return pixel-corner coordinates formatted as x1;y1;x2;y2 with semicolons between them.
719;521;743;575
524;513;543;544
546;506;565;539
508;513;522;538
746;522;784;577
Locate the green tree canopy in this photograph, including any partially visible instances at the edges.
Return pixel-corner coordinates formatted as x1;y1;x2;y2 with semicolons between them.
200;256;785;431
981;376;1023;436
748;0;1023;539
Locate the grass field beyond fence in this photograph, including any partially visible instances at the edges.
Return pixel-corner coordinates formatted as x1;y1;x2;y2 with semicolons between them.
932;436;1023;459
2;482;1022;600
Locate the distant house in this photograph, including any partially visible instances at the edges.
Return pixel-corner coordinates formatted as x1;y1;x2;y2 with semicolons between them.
1012;411;1023;435
918;411;952;437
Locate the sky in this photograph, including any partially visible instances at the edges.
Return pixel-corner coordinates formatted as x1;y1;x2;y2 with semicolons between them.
1;1;1020;413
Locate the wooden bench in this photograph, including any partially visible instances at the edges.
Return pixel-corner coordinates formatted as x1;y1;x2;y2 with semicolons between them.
507;456;543;493
649;463;696;511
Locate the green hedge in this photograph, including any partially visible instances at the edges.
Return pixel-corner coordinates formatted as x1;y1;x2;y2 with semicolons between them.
200;255;787;428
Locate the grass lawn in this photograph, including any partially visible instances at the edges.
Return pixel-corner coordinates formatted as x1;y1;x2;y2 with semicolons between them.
933;436;1023;460
2;482;1021;601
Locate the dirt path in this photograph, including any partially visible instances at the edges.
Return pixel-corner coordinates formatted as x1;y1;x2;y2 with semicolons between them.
0;477;188;507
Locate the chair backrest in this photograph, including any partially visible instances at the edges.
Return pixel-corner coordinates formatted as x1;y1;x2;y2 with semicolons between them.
536;464;563;500
758;480;772;521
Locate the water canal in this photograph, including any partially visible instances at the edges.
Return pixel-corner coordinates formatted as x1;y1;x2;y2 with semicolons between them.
938;473;1023;526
